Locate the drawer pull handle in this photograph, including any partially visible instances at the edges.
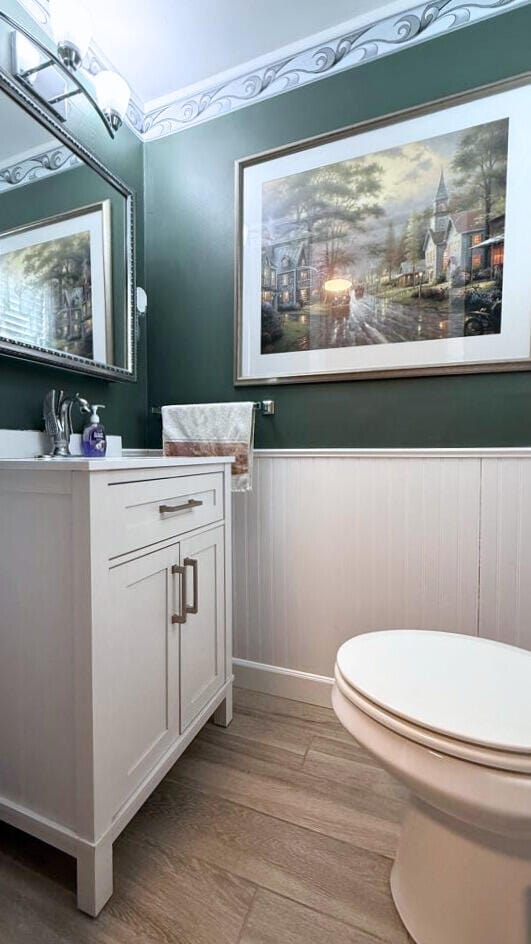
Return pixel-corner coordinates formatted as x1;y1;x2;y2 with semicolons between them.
171;564;187;624
184;558;199;614
160;498;203;515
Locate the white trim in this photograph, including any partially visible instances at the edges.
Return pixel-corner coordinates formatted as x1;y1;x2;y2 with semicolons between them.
253;447;531;459
140;0;531;139
142;0;416;115
123;447;531;460
233;657;333;709
19;0;531;141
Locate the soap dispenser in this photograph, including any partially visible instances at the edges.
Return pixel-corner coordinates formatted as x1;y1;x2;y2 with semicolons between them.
82;404;107;458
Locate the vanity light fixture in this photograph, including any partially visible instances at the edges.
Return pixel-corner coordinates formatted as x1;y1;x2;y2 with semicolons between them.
14;33;41;83
6;7;130;139
93;70;131;132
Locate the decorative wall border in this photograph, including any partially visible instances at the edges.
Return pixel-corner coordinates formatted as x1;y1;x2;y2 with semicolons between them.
141;0;530;140
0;142;81;192
18;0;531;141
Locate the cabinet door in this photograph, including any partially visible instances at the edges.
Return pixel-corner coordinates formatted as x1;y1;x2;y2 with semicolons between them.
180;526;225;731
106;542;181;811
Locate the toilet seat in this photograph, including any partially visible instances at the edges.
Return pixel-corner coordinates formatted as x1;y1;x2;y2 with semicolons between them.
335;631;531;775
333;631;531;944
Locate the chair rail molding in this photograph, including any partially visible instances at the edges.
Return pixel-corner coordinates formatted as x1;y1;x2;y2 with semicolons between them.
253;447;531;458
18;0;529;140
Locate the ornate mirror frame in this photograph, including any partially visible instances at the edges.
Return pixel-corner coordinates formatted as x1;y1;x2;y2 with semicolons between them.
0;46;136;382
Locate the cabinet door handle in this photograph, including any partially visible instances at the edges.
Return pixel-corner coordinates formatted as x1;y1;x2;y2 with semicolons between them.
171;564;187;624
184;557;198;614
160;499;203;515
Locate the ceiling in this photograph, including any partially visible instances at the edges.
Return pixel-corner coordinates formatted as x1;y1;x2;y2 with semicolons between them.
87;0;395;106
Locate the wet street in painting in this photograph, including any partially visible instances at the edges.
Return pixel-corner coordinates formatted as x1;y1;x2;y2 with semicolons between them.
288;291;466;351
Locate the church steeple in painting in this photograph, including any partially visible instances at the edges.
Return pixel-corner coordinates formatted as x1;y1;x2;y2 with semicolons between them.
432;168;450;232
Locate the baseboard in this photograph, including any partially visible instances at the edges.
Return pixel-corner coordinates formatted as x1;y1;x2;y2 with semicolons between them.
233;658;333;708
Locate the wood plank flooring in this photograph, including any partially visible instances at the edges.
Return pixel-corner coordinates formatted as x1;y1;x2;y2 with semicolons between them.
0;689;412;944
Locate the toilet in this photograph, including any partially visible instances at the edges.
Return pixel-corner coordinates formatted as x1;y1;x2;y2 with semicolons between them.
331;630;531;944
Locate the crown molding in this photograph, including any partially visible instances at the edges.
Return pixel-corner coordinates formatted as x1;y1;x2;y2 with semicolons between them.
140;0;530;140
17;0;531;142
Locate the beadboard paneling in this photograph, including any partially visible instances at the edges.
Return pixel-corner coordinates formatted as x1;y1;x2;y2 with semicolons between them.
479;458;531;649
233;454;481;679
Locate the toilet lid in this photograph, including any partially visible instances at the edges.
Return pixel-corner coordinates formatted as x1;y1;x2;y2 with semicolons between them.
336;631;531;754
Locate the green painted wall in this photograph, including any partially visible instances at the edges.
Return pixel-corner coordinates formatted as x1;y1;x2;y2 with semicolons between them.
0;0;146;446
3;4;531;449
145;5;531;449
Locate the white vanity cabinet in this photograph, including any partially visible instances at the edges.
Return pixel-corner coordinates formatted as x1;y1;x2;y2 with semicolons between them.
0;456;233;917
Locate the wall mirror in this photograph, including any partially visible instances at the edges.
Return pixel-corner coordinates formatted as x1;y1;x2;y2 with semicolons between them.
0;18;136;381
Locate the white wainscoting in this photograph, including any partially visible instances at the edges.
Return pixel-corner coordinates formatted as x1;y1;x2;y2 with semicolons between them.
232;448;531;706
479;458;531;650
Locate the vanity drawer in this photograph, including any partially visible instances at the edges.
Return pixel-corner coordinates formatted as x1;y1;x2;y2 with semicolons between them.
108;471;224;557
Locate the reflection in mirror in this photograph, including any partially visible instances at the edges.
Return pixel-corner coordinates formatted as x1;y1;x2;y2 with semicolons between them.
0;71;134;379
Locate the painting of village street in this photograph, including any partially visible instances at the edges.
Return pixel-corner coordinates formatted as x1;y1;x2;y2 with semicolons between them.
260;118;508;356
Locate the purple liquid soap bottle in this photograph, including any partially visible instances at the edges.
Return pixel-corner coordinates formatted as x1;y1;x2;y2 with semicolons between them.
82;404;107;458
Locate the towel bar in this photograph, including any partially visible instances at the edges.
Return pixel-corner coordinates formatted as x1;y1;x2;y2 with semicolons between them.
151;401;275;416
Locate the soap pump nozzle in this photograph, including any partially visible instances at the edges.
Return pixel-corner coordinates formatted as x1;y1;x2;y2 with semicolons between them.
89;404;105;424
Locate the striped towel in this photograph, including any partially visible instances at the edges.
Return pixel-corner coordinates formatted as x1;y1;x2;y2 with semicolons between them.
162;402;256;492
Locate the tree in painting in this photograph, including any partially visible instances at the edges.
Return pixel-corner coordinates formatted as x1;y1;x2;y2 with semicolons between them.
0;231;93;358
451;122;508;237
260;117;508;354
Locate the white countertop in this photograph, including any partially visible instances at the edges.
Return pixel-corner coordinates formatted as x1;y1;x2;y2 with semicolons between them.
0;455;234;472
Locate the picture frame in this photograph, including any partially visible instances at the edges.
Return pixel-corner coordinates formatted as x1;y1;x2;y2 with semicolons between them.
235;76;531;385
0;200;112;366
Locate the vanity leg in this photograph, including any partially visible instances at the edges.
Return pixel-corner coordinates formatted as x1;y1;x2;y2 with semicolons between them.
76;837;113;917
212;687;233;727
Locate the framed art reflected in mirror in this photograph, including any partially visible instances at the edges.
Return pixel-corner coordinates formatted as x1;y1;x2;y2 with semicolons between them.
0;13;136;381
0;201;112;364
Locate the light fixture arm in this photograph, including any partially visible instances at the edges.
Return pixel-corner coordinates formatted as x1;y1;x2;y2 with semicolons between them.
2;9;117;138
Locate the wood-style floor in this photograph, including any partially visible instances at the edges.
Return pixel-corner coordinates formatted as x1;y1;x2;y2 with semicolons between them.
0;689;413;944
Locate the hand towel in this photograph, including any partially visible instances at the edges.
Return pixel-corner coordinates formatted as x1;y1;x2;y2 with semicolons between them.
162;402;256;492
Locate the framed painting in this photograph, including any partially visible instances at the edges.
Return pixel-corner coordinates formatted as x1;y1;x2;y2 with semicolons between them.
0;200;112;364
235;78;531;384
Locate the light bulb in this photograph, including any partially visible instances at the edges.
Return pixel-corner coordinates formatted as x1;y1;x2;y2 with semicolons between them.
93;70;130;130
50;0;93;69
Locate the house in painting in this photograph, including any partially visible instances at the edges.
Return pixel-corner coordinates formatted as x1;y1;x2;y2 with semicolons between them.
261;231;314;308
471;213;505;280
423;171;504;282
397;260;427;287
